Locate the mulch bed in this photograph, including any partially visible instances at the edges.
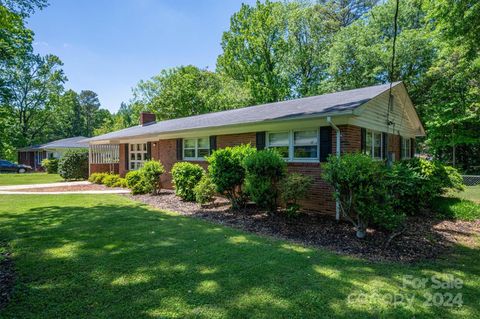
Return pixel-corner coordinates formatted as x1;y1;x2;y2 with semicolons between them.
128;190;480;263
9;184;118;192
0;243;14;311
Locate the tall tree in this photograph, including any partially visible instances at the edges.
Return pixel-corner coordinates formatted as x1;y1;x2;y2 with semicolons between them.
79;90;101;137
2;53;65;147
0;0;47;17
217;0;290;104
131;65;252;121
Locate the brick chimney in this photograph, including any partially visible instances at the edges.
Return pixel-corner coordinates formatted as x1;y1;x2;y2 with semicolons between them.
140;112;156;126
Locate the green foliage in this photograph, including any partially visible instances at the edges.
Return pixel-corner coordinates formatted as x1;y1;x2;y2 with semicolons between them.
207;144;257;209
114;178;128;188
244;149;286;213
280;173;313;217
125;170;149;195
41;158;58;174
171;162;205;201
131;65;251;121
58;149;88;180
125;160;165;195
323;153;404;237
88;172;109;184
102;174;121;187
194;175;216;205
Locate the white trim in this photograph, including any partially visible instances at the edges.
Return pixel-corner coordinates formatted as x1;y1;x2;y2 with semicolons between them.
183;137;210;161
129;142;147;170
266;129;320;162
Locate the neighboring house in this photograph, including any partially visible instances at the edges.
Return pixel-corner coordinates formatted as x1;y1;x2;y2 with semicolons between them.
85;82;425;215
17;136;88;170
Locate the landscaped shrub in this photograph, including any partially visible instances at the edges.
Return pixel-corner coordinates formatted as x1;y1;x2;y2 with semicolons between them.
41;158;58;174
395;158;465;211
171;162;205;201
244;149;286;213
280;173;313;217
125;160;165;195
58;149;88;180
113;177;128;188
88;172;109;184
323;153;404;238
207;144;256;209
384;163;424;216
125;170;149;195
103;174;121;187
194;175;216;205
141;160;165;195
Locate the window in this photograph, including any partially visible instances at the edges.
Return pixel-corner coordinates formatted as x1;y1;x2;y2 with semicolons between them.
129;143;147;170
183;137;210;160
364;129;383;160
267;129;319;161
401;137;411;159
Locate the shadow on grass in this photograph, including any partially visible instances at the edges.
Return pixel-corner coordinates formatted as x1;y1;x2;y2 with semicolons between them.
0;198;478;318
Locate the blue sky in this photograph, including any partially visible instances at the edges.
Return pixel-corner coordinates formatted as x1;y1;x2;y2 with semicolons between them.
28;0;257;112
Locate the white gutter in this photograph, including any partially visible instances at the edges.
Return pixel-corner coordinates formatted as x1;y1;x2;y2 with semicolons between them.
327;116;341;220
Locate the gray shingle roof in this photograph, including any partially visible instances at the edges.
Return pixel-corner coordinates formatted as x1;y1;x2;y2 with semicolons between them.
18;136;89;151
87;82;401;143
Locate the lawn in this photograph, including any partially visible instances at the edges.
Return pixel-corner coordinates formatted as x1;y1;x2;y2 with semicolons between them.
456;185;480;204
0;173;62;186
0;194;478;318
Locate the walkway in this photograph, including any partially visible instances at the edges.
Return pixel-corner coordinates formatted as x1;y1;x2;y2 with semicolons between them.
0;181;130;195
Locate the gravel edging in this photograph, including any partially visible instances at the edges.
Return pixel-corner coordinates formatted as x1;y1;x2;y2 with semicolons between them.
125;191;480;263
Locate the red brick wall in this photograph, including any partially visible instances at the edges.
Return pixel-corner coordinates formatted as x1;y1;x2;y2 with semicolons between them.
217;132;256;148
119;143;128;177
102;127;366;215
90;163;119;174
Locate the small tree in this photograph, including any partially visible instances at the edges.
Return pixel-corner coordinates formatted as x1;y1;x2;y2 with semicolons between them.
244;149;286;213
171;162;205;201
58;149;88;180
323;153;403;238
207;144;256;209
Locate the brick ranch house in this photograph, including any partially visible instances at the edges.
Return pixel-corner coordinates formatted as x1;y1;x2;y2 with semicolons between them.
85;82;425;216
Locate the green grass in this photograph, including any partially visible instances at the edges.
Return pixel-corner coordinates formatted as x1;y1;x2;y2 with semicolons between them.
0;173;62;186
438;186;480;221
0;194;479;318
456;185;480;204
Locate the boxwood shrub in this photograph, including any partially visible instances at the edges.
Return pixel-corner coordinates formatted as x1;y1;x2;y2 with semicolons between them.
171;162;205;201
41;158;59;174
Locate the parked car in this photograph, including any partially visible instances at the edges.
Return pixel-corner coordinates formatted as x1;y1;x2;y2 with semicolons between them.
0;160;32;173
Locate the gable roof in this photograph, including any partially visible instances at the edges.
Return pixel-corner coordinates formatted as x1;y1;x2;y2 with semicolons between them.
18;136;89;151
86;82;404;143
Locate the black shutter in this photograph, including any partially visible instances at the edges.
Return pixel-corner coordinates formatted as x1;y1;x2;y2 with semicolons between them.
124;144;129;171
320;126;332;162
256;132;266;150
410;138;415;158
382;132;388;160
361;128;366;154
146;142;152;160
176;138;183;160
209;136;217;153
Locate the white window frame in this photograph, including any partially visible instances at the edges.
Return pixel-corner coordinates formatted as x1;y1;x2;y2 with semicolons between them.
183;137;210;161
401;137;411;159
129;143;147;170
365;129;383;160
266;129;320;162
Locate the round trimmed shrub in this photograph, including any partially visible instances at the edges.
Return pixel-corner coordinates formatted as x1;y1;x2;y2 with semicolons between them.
244;149;286;213
125;170;148;194
194;175;216;205
58;149;88;180
171;162;205;201
88;172;109;184
280;173;313;217
41;158;59;174
207;144;256;209
141;160;165;194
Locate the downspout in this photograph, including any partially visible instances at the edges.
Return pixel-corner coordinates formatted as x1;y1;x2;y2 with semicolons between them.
327;116;341;220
